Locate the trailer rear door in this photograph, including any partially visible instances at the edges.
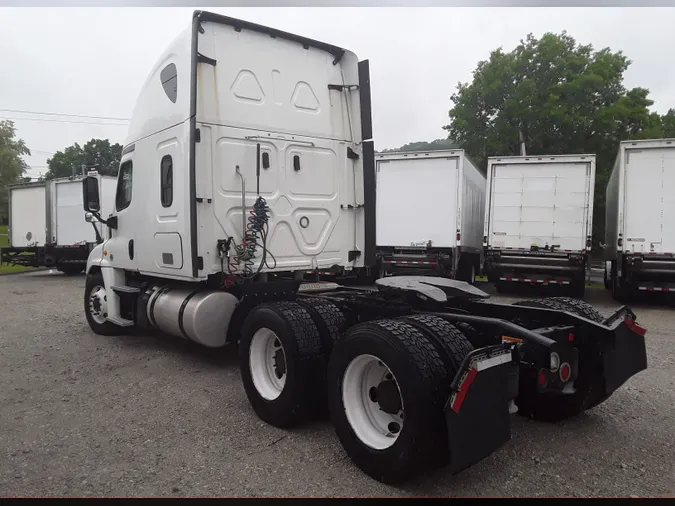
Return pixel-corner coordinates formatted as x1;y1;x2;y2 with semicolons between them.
376;156;458;248
488;161;591;251
624;147;675;253
10;185;47;247
54;180;94;245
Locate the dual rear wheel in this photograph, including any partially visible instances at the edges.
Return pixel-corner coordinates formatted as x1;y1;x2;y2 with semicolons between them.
239;301;475;484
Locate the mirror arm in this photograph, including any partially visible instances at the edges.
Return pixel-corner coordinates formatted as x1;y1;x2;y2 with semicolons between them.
91;211;118;230
90;222;103;245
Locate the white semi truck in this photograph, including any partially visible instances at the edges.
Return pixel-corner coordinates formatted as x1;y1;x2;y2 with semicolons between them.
80;11;647;485
375;150;485;283
2;173;115;273
604;138;675;299
483;154;596;297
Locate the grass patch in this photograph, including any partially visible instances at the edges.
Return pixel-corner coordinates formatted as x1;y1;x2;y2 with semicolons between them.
0;225;37;274
0;263;35;274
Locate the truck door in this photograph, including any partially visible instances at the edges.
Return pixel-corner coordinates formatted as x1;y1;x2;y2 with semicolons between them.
624;148;675;254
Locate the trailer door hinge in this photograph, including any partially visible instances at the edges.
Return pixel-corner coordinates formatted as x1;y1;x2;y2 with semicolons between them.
197;53;217;66
341;204;364;210
328;84;359;91
348;250;361;262
196;197;212;203
197;256;204;270
195;128;201;143
347;147;359;160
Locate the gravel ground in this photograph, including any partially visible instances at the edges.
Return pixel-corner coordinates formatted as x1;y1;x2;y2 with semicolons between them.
1;271;673;497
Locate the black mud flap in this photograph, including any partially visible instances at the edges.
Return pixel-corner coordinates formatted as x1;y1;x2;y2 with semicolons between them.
600;307;648;396
444;344;517;474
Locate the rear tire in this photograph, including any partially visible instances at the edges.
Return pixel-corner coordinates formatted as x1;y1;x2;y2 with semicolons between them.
495;281;508;294
327;319;450;484
84;271;122;336
546;297;604;323
239;301;324;428
510;298;608;420
457;256;476;285
568;279;586;298
59;264;85;275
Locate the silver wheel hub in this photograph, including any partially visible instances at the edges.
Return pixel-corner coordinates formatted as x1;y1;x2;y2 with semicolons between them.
342;354;404;450
88;285;108;325
249;328;287;401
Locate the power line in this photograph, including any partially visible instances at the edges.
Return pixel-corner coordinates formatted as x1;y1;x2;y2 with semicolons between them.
0;108;130;122
1;116;129;127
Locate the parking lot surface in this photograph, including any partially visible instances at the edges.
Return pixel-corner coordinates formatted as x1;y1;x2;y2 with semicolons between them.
1;271;673;497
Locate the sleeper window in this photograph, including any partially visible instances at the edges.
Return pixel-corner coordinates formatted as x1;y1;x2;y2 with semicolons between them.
160;155;173;207
116;161;133;211
160;63;178;103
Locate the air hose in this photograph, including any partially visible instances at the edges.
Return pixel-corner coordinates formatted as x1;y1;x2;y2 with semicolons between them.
229;195;277;279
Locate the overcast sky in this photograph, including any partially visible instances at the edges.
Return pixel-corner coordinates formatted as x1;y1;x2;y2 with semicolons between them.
2;7;675;179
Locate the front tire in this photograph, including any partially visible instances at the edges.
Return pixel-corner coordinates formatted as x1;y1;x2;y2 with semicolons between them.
84;271;121;336
239;301;324;428
327;319;449;484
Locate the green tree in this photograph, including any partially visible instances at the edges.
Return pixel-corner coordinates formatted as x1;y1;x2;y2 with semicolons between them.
46;138;122;179
379;138;461;153
0;120;31;224
444;32;662;250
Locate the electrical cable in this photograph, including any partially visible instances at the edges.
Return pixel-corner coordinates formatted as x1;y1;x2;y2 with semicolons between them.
229;195;277;281
1;116;128;126
0;108;130;121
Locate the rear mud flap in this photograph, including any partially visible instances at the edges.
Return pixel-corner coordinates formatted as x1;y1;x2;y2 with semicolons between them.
601;314;648;395
444;345;516;474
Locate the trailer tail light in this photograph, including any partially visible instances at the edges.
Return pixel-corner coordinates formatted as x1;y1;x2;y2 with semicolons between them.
568;333;575;342
537;369;547;387
456;230;461;242
618;237;623;247
624;317;647;336
559;363;571;383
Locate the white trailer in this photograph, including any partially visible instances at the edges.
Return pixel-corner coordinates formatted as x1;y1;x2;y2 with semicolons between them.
375;150;485;283
8;181;47;247
2;173;116;273
604;138;675;298
483;154;596;297
78;11;648;486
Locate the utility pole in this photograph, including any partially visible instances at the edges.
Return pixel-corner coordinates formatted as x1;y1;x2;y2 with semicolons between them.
519;129;527;156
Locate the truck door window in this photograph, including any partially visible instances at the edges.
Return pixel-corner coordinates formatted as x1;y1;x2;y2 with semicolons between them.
160;155;173;207
116;161;133;211
160;63;177;103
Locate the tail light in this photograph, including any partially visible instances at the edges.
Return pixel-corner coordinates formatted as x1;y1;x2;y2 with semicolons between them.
624;317;647;336
559;363;571;382
537;369;547;387
456;230;461;242
618;236;623;247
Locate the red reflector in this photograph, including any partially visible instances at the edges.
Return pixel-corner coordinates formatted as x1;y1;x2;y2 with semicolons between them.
559;363;571;382
568;333;575;342
537;370;547;386
456;233;461;241
450;368;478;413
624;317;647;336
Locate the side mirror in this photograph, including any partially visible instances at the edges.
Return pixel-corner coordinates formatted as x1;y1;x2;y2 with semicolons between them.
82;176;100;213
